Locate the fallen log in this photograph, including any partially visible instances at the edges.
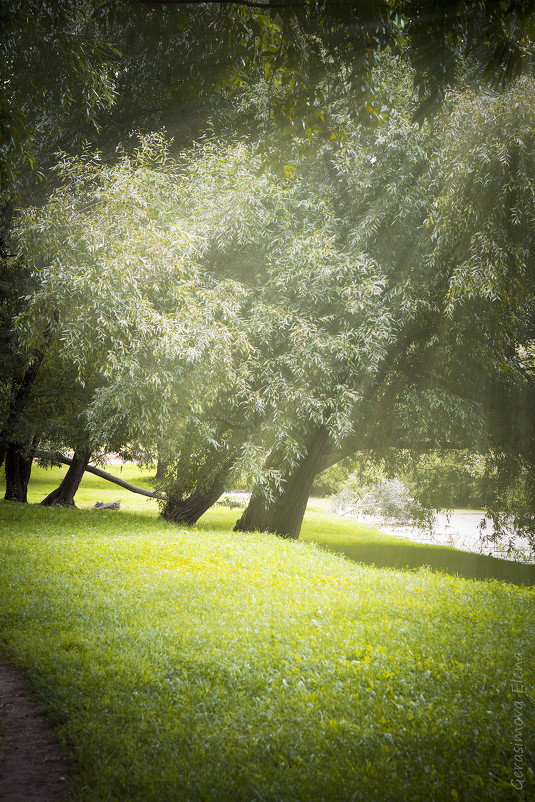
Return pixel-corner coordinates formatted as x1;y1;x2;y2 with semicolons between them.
59;456;166;499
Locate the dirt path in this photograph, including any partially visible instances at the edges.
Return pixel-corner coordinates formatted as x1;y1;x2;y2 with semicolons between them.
0;659;70;802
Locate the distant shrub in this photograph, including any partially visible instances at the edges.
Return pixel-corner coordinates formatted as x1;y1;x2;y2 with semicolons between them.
330;475;433;528
322;449;489;509
402;451;487;509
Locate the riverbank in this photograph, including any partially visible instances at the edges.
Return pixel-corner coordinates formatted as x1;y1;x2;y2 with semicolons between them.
368;510;533;564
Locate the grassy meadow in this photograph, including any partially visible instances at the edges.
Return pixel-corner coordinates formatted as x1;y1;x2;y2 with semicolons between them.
0;465;534;801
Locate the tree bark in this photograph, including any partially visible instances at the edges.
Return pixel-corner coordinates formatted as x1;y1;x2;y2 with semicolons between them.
41;450;92;507
232;485;277;534
234;426;332;539
3;438;38;503
162;475;228;525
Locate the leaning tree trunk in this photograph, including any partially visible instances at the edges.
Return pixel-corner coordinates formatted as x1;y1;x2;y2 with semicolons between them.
58;455;164;498
234;426;332;540
231;443;290;534
4;438;38;503
41;450;92;507
163;473;229;525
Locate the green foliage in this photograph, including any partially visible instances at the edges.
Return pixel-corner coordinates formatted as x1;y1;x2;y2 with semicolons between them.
313;450;488;507
14;127;406;499
4;0;534;199
400;451;487;510
434;78;535;322
0;499;534;800
0;0;123;197
425;77;535;547
15;135;254;461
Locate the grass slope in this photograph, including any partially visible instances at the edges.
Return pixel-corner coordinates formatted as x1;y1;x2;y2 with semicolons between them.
0;472;534;801
20;465;535;585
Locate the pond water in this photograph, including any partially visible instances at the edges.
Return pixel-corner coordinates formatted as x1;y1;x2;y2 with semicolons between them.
370;510;533;563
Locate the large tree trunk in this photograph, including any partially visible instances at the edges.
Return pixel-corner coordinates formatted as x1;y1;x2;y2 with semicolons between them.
234;426;332;539
163;473;229;525
41;450;92;507
232;485;277;534
4;438;37;503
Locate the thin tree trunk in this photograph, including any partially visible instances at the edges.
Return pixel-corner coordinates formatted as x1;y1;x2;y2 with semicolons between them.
4;438;38;503
0;354;45;469
41;450;92;507
234;426;332;539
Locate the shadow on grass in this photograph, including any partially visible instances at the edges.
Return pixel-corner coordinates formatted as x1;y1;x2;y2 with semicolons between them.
318;539;535;586
197;507;535;586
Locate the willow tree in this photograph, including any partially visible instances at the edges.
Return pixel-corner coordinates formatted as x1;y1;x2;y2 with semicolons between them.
15;71;535;544
423;76;535;554
14;127;399;519
9;59;447;530
14;135;251;505
144;135;401;528
232;57;438;537
235;71;535;541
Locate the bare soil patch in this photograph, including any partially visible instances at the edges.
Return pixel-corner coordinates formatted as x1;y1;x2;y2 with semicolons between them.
0;658;69;802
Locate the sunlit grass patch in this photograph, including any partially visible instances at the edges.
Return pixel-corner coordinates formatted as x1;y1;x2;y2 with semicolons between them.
4;465;535;586
7;465;535;586
0;500;534;801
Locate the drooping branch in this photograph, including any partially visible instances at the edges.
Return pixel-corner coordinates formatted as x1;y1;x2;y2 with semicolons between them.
58;456;166;499
138;0;300;8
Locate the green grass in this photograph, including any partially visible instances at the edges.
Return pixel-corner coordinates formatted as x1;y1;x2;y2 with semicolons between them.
0;467;534;800
20;465;535;585
199;501;535;587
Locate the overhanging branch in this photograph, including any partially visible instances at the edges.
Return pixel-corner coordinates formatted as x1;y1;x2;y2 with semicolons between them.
59;456;166;500
138;0;300;8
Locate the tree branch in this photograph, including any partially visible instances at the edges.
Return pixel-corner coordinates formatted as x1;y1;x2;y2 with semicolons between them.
59;456;166;499
138;0;302;8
